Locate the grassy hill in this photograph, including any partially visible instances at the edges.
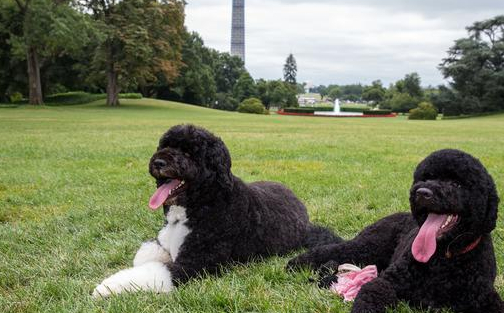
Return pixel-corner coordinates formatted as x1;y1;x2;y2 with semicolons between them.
1;98;503;312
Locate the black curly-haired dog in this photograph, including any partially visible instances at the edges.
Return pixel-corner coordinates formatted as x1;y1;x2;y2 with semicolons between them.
93;124;340;297
288;149;502;313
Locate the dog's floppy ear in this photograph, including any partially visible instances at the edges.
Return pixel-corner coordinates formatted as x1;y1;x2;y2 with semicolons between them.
482;178;499;234
204;135;233;191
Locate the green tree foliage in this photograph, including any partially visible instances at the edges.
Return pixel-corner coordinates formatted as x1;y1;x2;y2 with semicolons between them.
409;102;438;120
429;85;457;115
237;97;267;114
168;32;216;106
381;73;424;112
384;91;420;113
296;83;306;94
327;86;341;101
283;53;297;85
0;1;25;102
83;0;185;106
340;84;363;101
255;79;297;109
439;15;504;115
362;80;386;104
213;52;245;94
233;72;257;102
153;32;246;109
311;84;364;102
318;85;328;100
4;0;95;104
402;73;423;98
212;92;239;111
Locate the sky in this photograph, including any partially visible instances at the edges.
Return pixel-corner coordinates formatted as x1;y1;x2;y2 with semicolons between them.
185;0;504;87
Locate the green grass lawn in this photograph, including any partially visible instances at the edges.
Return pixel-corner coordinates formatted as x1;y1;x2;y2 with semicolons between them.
1;99;503;313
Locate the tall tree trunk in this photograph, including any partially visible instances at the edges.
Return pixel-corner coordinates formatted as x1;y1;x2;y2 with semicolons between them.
106;65;120;106
27;46;43;105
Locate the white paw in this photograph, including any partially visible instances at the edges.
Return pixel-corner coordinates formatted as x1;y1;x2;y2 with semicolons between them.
92;262;173;299
133;240;172;267
92;281;119;298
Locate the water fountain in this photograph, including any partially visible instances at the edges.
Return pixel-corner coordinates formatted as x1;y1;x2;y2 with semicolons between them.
314;99;363;116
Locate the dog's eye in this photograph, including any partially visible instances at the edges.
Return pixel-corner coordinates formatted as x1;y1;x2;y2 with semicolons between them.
184;152;191;158
450;181;462;188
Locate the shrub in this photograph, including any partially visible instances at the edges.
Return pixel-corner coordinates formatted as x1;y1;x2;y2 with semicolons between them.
44;91;142;106
47;83;68;95
45;91;105;105
238;98;268;114
362;109;392;115
408;102;438;120
9;92;23;103
119;93;142;99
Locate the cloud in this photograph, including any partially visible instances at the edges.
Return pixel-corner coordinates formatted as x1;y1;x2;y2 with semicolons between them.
185;0;504;86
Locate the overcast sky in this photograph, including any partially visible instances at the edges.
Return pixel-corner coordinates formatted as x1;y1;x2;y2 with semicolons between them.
185;0;503;86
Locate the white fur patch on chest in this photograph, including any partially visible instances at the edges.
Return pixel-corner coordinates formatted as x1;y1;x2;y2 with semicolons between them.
157;205;191;262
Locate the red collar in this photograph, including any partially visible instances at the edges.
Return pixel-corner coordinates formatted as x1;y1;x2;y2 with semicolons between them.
445;236;482;258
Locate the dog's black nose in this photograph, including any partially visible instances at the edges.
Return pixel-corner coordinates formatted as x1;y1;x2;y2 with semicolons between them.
153;159;167;168
416;187;433;199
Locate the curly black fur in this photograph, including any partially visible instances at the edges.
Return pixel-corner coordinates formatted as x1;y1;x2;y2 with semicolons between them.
288;149;503;313
150;124;341;286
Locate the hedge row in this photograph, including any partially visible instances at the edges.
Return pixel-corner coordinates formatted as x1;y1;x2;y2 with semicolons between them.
362;109;392;115
14;91;143;106
340;107;369;113
283;107;315;113
312;106;333;111
44;92;105;105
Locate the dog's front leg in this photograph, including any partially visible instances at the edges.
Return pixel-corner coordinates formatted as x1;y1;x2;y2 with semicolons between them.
92;261;173;298
351;277;399;313
351;260;412;313
481;290;504;313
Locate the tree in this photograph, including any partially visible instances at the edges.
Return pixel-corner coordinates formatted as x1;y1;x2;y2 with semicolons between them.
439;15;504;115
168;32;216;105
233;72;256;102
211;92;239;111
388;92;420;113
0;1;25;102
283;53;297;85
296;83;306;94
255;79;271;108
362;80;386;104
83;0;185;106
254;79;297;109
429;85;459;116
403;73;423;98
7;0;95;104
318;85;328;100
213;52;245;94
327;86;341;101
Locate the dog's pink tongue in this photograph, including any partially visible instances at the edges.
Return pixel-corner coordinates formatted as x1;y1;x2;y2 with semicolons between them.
148;180;181;210
412;213;447;263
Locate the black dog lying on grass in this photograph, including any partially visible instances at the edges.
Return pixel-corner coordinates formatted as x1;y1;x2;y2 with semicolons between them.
288;149;503;313
93;124;340;297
